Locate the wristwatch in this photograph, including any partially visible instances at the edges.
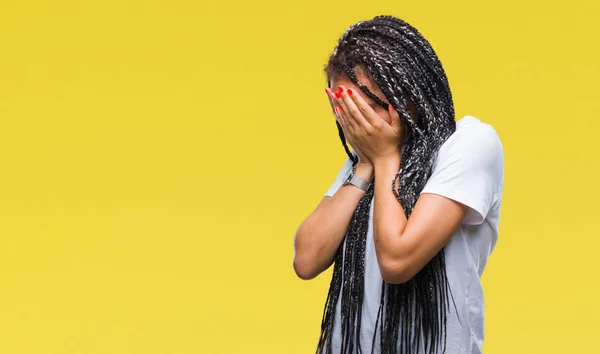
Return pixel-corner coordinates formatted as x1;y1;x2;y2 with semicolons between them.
342;167;372;192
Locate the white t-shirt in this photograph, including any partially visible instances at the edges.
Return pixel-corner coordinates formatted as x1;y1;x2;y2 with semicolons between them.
323;115;504;354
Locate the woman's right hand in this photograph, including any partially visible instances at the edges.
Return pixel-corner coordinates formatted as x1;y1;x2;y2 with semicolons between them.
325;88;373;169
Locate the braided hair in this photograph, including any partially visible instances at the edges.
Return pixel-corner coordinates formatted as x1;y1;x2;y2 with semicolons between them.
317;15;458;354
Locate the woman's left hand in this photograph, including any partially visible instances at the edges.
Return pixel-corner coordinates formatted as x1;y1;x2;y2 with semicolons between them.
334;85;406;165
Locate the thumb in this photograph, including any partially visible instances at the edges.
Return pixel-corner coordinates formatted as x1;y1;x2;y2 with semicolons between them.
388;104;402;131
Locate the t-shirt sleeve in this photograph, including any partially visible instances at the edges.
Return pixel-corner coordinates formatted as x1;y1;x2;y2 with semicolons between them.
420;124;504;225
324;156;354;197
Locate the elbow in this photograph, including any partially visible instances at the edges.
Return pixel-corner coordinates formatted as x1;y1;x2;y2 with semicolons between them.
293;228;319;280
380;261;414;284
293;223;326;280
293;257;319;280
378;254;416;285
375;231;418;284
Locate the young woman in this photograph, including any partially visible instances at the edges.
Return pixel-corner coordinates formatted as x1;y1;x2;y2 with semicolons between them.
293;15;504;354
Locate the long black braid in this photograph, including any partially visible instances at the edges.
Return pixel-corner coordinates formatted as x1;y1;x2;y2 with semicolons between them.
317;15;458;354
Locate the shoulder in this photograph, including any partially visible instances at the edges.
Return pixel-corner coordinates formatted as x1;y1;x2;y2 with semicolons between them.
421;115;505;224
435;115;504;168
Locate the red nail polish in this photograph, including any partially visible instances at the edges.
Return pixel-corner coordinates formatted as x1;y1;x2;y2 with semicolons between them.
390;105;395;111
335;92;341;98
348;89;353;96
338;86;343;93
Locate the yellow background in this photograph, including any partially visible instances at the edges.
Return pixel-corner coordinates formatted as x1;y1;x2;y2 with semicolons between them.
0;1;598;353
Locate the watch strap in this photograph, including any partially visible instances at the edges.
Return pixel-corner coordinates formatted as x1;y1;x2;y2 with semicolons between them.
344;171;372;191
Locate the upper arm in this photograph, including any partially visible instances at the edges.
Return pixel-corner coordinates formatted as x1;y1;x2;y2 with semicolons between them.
382;124;504;283
420;124;504;224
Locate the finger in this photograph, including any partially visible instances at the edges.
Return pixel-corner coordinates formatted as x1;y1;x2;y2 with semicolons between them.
325;88;337;117
341;121;358;153
329;89;354;133
342;85;383;129
325;88;346;129
334;91;359;132
335;105;360;151
327;88;350;135
336;105;355;138
337;85;375;130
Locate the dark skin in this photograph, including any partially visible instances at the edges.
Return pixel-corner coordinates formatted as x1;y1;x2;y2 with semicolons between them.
325;70;401;167
322;68;470;283
292;68;468;281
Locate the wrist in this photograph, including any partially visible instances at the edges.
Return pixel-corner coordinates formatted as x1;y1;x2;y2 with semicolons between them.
373;155;401;176
354;163;374;183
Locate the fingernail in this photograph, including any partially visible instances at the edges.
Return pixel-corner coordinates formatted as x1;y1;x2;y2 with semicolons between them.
335;92;341;98
338;86;344;93
390;105;395;111
348;89;353;96
335;107;339;113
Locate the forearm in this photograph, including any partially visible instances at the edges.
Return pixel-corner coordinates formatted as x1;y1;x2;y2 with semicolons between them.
293;164;373;280
373;156;408;277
